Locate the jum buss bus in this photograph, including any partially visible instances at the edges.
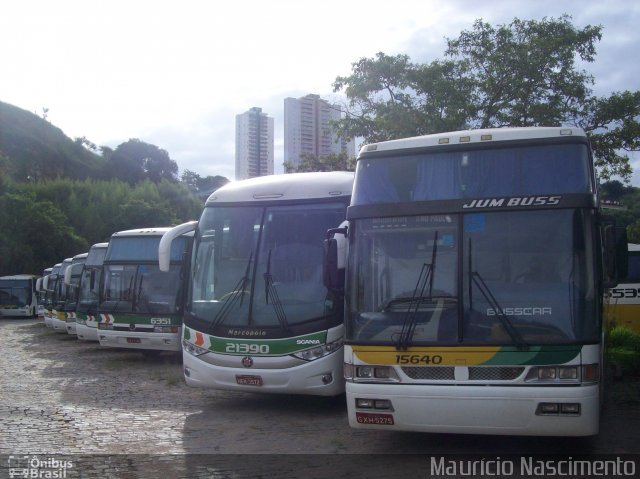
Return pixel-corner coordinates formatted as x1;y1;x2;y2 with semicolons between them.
97;228;191;352
325;127;627;435
159;172;353;395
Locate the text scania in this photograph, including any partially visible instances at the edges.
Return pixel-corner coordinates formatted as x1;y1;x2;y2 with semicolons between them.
297;339;321;345
462;196;561;209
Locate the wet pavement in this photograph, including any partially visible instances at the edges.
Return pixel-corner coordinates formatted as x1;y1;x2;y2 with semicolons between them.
1;319;638;478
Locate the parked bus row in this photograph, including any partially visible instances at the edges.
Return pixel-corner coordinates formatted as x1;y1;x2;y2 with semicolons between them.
38;228;192;354
9;127;632;437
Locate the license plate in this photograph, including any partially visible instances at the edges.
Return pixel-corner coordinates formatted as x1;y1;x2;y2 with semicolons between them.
236;375;263;386
127;338;141;344
356;412;395;425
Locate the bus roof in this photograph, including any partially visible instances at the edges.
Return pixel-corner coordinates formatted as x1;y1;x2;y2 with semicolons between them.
0;274;38;280
110;227;173;238
90;242;109;250
206;172;354;205
358;127;587;157
72;253;88;262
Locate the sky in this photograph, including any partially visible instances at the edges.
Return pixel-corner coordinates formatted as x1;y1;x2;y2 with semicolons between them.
2;0;639;183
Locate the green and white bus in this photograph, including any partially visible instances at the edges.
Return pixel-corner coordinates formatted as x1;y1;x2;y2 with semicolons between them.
76;242;109;341
160;172;353;395
51;258;73;333
64;252;88;335
42;263;61;328
36;267;52;319
97;228;192;352
0;274;39;318
328;127;626;435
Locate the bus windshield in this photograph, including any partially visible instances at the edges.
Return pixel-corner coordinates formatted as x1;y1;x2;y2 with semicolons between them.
348;209;597;346
101;264;183;314
77;267;100;314
189;202;347;331
0;280;31;307
353;143;591;204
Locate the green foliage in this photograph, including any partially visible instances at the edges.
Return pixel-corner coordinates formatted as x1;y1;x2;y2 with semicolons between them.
0;101;106;181
333;16;640;181
0;179;202;275
105;139;179;185
600;181;640;243
607;327;640;376
284;151;356;173
181;169;229;196
609;326;640;350
0;190;87;274
0;102;221;276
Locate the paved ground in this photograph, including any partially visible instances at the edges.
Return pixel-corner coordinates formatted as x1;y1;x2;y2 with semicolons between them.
0;319;639;478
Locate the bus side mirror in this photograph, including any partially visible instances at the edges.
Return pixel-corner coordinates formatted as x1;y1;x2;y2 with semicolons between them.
323;226;348;291
90;270;96;290
603;225;628;288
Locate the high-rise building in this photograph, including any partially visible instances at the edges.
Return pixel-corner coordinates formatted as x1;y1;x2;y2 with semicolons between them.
235;107;274;180
284;94;355;170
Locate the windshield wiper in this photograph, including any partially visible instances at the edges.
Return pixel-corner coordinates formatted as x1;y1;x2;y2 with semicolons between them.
396;231;438;350
210;252;253;330
381;295;455;311
263;249;290;333
468;239;528;350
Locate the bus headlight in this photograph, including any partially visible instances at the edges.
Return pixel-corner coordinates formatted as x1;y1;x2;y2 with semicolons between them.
345;364;400;382
182;339;208;356
292;339;342;361
154;326;179;333
525;364;596;384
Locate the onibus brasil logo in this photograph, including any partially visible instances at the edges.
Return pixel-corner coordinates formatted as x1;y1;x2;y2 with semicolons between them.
8;455;73;478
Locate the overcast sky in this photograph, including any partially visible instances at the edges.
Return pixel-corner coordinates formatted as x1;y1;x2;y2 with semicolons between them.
2;0;639;183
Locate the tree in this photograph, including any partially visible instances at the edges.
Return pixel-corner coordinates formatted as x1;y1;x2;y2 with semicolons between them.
284;152;356;173
181;169;229;195
109;139;179;184
332;15;640;181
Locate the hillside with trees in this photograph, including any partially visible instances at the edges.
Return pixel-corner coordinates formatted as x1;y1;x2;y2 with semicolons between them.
0;101;227;275
0;101;107;182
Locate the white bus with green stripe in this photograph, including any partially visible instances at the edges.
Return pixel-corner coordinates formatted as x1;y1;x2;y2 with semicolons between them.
42;263;61;328
97;227;192;352
159;172;353;395
75;242;108;341
328;127;627;435
51;258;73;333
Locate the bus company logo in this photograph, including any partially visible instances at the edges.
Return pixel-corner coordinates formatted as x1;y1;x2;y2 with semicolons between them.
462;196;562;209
129;323;136;331
296;339;321;345
8;455;73;478
227;329;267;337
242;356;254;368
487;307;552;316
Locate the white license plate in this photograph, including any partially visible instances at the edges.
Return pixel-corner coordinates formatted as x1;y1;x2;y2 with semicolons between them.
235;375;263;386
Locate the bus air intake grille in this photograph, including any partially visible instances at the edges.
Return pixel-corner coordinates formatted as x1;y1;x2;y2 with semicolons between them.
468;366;525;381
401;367;455;380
